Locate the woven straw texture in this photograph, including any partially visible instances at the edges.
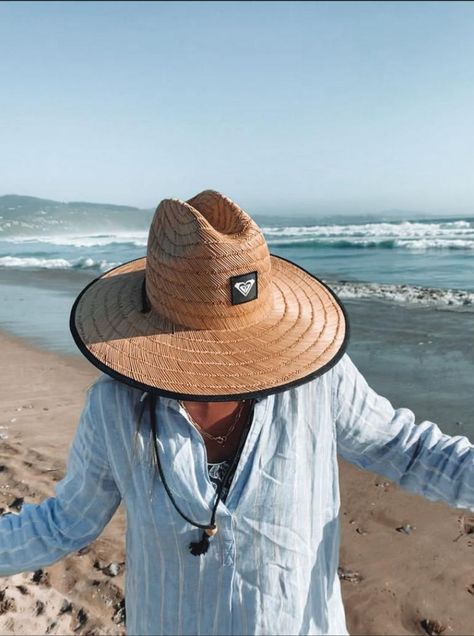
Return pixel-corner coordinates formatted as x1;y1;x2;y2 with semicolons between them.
71;190;347;399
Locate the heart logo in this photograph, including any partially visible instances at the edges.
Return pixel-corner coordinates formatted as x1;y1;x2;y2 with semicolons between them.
234;280;255;297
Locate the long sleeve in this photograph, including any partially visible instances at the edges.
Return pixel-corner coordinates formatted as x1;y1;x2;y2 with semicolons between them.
0;378;122;576
332;353;474;512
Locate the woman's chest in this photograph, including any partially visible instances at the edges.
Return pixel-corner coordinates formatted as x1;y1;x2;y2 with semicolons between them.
108;378;338;523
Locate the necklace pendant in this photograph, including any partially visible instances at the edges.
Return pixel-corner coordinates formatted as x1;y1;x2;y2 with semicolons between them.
215;436;226;445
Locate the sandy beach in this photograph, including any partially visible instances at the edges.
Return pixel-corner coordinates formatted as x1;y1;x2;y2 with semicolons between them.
0;297;473;635
0;332;126;635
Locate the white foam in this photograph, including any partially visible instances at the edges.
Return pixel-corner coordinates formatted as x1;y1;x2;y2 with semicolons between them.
0;256;72;269
328;280;474;309
394;238;474;250
0;256;115;271
262;218;474;249
1;232;148;248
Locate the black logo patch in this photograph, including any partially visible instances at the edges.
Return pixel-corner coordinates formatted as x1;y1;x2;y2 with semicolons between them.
230;271;258;305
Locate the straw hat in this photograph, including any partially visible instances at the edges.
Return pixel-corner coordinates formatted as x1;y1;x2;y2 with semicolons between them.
70;190;349;401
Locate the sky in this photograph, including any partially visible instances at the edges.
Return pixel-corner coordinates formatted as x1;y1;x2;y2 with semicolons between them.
1;1;474;215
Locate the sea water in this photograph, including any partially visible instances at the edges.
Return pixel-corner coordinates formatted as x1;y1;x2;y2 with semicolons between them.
1;214;474;291
0;209;473;352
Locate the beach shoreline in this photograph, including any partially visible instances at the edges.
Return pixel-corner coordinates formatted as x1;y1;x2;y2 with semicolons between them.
0;322;473;635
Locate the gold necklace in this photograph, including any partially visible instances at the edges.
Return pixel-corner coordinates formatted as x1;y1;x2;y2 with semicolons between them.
179;400;246;446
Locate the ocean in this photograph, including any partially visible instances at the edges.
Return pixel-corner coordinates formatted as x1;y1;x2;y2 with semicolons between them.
0;196;473;353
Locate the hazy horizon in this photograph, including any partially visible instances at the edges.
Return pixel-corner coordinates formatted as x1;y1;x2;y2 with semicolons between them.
0;192;472;222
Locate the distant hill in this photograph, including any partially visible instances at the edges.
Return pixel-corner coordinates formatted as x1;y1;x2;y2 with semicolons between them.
1;195;470;238
0;195;154;236
0;195;62;213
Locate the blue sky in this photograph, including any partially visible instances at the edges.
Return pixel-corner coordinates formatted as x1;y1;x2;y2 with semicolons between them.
1;1;474;214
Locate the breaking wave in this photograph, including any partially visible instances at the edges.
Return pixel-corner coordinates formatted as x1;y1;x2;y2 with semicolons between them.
328;280;474;310
2;219;474;251
263;218;474;250
0;256;115;271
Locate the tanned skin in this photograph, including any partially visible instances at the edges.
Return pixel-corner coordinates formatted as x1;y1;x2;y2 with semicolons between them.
181;401;253;463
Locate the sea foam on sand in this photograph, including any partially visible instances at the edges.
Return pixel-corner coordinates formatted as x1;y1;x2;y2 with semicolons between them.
329;279;474;309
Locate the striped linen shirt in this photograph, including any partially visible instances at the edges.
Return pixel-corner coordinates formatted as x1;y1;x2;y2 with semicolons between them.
1;352;474;635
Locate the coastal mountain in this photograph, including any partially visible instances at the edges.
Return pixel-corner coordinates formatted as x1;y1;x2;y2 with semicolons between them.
0;195;154;236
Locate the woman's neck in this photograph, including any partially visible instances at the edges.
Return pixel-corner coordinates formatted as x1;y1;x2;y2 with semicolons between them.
180;401;242;430
181;400;251;463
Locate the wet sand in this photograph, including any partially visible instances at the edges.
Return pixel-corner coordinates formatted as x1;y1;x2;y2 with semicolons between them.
345;298;474;437
0;296;473;635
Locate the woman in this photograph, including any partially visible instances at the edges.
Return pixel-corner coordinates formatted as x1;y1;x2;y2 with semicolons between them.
1;190;473;636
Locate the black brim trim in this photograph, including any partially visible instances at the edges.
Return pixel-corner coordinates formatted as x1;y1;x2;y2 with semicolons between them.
69;254;350;402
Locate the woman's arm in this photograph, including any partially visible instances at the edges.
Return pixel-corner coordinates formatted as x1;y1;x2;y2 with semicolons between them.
0;378;122;576
332;353;474;512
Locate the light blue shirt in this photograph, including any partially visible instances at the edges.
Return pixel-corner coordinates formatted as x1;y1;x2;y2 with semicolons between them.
1;353;474;635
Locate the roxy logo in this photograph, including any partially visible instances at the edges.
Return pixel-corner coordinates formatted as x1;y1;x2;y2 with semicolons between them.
234;279;255;297
230;271;258;305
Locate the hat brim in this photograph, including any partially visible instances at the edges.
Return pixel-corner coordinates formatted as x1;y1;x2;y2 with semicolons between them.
70;254;349;401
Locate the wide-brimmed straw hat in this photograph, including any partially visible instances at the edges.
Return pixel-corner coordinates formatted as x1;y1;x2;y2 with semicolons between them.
70;190;349;401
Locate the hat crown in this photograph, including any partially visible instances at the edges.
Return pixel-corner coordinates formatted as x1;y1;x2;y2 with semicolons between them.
145;190;273;329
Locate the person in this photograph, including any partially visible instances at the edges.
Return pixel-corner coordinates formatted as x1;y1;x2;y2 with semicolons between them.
0;189;473;636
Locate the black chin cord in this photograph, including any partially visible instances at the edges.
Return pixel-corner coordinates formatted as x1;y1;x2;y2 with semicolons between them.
148;393;223;555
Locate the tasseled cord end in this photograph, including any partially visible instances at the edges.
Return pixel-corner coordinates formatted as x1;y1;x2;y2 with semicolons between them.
148;392;222;558
189;525;218;556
